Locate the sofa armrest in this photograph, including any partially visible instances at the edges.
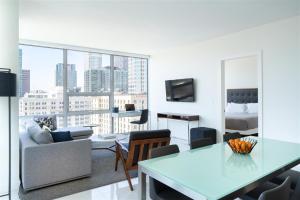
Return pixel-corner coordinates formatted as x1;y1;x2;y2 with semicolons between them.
22;139;92;191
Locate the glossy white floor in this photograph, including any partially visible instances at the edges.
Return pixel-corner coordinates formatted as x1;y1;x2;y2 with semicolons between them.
56;178;150;200
55;137;189;200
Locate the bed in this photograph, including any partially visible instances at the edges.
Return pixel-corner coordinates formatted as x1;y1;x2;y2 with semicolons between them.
225;88;258;135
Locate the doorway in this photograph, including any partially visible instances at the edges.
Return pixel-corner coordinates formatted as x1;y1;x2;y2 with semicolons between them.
220;53;263;141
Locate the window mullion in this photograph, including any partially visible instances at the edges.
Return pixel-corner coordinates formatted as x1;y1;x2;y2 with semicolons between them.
110;55;114;134
63;49;68;127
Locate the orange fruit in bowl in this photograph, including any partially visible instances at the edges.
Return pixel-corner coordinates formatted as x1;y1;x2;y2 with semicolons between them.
246;141;252;149
241;142;246;153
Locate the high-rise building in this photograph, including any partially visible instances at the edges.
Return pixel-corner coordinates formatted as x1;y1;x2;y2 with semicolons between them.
84;68;110;92
56;63;63;86
113;56;128;93
56;63;77;91
87;53;102;69
20;69;30;97
18;49;31;97
114;56;128;69
84;53;110;92
128;58;147;94
114;67;128;93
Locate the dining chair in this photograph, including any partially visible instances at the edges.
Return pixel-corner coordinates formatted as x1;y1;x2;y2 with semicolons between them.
190;137;214;150
270;170;300;200
114;129;170;191
258;176;291;200
149;145;192;200
242;176;291;200
130;109;148;131
291;177;300;200
271;170;300;191
223;132;243;142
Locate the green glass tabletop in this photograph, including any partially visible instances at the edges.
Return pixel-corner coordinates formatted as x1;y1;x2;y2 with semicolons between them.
139;137;300;200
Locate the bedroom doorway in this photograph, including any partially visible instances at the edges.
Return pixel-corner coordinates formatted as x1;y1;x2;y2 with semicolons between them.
220;53;263;141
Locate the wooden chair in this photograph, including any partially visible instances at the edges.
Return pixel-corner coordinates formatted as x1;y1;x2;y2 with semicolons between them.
115;129;171;191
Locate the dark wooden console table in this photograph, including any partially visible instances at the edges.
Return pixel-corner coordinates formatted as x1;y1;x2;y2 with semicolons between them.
157;112;200;144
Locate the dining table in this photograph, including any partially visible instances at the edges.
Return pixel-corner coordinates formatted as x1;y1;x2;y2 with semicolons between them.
138;137;300;200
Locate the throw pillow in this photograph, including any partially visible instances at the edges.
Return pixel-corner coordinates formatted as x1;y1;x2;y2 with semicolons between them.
26;121;54;144
50;131;73;143
34;115;57;131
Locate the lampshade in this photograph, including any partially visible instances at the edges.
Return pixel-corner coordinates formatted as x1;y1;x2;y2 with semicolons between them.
0;71;16;97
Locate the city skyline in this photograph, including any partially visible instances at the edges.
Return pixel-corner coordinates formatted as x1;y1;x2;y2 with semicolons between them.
20;46;145;95
18;45;148;134
20;45;111;91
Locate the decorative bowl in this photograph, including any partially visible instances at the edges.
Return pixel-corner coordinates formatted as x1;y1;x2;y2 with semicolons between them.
227;138;257;154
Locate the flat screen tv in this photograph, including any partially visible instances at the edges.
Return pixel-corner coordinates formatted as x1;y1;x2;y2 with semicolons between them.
165;78;195;102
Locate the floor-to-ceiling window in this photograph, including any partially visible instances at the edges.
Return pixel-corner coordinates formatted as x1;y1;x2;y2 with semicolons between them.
113;56;148;132
19;44;148;135
19;45;65;126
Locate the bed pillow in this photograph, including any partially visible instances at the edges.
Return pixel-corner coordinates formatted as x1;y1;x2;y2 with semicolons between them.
226;103;246;113
247;103;258;113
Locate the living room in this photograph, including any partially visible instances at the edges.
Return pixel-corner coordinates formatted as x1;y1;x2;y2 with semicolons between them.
1;1;300;200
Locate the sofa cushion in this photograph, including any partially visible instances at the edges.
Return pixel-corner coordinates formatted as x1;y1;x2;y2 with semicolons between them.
34;115;57;131
26;121;53;144
50;131;73;143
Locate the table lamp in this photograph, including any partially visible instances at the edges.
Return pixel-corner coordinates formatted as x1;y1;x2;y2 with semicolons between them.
0;68;16;200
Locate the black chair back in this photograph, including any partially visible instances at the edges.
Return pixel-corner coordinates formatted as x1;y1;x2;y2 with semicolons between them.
259;176;291;200
190;138;214;150
291;177;300;200
223;132;242;142
139;109;148;124
150;144;179;159
149;145;179;199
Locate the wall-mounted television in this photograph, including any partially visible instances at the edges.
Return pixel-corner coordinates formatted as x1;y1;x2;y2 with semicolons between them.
165;78;195;102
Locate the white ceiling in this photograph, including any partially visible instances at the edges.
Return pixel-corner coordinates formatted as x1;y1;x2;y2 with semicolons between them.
20;0;300;55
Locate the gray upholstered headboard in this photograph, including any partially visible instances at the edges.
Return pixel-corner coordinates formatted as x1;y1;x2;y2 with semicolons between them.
227;88;258;103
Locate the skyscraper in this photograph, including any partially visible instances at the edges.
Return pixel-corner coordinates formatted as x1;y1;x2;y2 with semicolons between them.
56;63;63;86
84;53;109;92
87;53;102;69
19;49;23;96
114;67;128;93
114;56;128;69
113;56;128;93
56;63;77;90
20;69;30;97
84;68;109;92
18;49;31;97
128;58;147;94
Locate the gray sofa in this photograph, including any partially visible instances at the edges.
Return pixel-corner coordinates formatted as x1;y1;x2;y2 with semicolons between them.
20;131;92;191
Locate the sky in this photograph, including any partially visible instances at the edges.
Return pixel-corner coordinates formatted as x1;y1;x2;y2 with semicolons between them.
20;45;111;91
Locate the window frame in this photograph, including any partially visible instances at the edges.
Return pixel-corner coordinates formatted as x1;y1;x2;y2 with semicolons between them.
19;40;149;133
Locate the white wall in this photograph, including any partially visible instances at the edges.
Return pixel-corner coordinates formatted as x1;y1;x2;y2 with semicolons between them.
224;56;258;105
224;56;258;90
149;16;300;143
0;0;19;196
